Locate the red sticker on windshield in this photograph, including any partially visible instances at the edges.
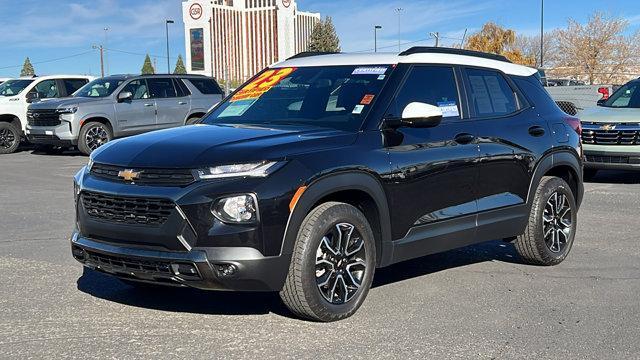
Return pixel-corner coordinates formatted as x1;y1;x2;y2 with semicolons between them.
360;94;375;105
232;67;296;102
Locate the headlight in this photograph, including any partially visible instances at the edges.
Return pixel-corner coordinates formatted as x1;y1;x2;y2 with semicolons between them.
196;161;279;179
86;157;94;171
212;194;259;224
56;106;78;114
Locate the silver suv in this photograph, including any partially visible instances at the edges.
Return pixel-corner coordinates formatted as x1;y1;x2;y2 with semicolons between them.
26;74;223;155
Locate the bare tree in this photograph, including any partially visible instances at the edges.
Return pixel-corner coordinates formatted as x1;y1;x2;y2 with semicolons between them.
514;33;556;69
551;12;640;84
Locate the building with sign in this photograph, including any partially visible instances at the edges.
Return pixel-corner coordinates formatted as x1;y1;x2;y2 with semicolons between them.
182;0;320;83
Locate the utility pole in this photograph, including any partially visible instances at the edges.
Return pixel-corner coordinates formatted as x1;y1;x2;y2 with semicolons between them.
395;8;404;52
374;25;382;52
430;32;440;47
92;45;105;77
103;27;109;75
540;0;544;68
166;19;175;74
460;29;468;49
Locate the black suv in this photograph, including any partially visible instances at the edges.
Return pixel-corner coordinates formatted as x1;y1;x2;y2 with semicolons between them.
71;48;584;322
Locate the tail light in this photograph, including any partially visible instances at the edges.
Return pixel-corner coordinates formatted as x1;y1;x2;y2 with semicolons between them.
564;116;581;135
598;87;610;100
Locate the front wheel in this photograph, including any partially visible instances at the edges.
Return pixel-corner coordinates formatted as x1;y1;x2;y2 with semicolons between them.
280;202;376;322
515;176;577;265
78;122;113;155
0;122;20;154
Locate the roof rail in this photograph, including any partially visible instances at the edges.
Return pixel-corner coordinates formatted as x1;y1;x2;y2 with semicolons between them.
287;51;340;60
399;47;511;63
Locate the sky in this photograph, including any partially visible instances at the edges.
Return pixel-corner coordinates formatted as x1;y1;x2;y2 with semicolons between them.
1;0;639;78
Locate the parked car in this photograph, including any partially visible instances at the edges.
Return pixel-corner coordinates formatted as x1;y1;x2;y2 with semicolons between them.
536;70;612;116
26;74;223;155
578;78;640;179
0;75;93;154
71;47;583;322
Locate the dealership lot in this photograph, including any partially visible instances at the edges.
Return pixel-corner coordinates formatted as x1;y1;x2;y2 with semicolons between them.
1;150;639;359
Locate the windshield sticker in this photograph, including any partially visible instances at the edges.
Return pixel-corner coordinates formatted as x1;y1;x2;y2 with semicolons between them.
377;74;386;81
436;101;460;118
360;94;375;105
218;99;257;117
232;67;296;102
352;66;387;75
352;104;365;114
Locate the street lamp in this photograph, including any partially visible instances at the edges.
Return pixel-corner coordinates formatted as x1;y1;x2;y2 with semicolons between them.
374;25;382;52
165;19;175;74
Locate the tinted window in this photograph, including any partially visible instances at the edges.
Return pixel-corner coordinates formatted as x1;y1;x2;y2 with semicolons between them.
173;79;191;97
32;79;59;99
147;78;177;98
465;68;518;117
602;81;640;108
63;79;89;96
392;66;461;119
0;79;34;96
121;79;149;100
188;78;223;95
75;77;125;98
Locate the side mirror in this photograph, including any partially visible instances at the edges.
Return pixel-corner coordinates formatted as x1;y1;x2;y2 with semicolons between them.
117;91;133;103
597;99;606;106
25;92;39;103
385;102;443;129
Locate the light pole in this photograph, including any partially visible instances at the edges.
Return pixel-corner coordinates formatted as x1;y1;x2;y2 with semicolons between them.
540;0;544;68
395;8;404;52
430;32;440;47
165;19;175;74
374;25;382;52
103;27;109;75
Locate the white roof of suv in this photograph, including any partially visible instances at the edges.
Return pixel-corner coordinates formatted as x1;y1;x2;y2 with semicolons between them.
274;49;537;77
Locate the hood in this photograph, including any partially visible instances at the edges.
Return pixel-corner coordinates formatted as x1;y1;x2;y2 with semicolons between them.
92;124;358;168
28;96;108;109
577;106;640;123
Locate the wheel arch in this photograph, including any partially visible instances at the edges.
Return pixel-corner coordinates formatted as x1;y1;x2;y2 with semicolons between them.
0;114;21;128
281;171;393;267
528;150;583;209
80;116;114;132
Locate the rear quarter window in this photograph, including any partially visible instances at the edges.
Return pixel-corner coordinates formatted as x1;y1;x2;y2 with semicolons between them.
512;75;561;115
187;78;223;95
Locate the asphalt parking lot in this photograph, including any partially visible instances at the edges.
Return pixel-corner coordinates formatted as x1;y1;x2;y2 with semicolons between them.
1;149;639;359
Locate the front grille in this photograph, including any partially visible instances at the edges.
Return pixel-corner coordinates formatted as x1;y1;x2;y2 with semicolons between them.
84;250;174;276
582;123;640;145
586;155;630;164
27;109;61;127
81;191;175;226
91;163;196;187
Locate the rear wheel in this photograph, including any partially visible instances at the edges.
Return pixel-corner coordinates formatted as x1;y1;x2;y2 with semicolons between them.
0;122;20;154
186;115;202;125
78;122;112;155
515;176;577;265
280;202;376;322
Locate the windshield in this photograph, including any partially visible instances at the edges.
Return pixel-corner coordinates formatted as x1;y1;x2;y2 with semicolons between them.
0;79;34;96
74;77;125;98
203;65;393;131
602;81;640;108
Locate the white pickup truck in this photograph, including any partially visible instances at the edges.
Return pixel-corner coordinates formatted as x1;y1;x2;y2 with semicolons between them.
538;70;613;115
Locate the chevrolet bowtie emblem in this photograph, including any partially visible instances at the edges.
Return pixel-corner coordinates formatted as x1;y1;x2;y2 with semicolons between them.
118;169;141;182
600;124;616;130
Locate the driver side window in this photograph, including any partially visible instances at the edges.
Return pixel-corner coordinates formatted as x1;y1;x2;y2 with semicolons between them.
392;66;461;119
122;80;149;100
31;80;59;99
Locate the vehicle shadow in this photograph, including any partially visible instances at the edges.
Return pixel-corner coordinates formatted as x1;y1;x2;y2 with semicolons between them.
77;240;524;317
586;170;640;185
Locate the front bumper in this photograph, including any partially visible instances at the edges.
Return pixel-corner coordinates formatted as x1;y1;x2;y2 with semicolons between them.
25;122;77;146
583;147;640;171
71;231;291;291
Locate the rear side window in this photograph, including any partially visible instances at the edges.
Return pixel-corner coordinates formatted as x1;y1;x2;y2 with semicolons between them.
147;78;177;98
465;68;518;117
187;78;223;95
392;66;461;119
173;79;191;97
63;79;89;96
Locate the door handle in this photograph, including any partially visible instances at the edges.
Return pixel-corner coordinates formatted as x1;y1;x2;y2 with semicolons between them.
144;103;154;107
178;101;188;105
528;126;546;137
454;133;475;145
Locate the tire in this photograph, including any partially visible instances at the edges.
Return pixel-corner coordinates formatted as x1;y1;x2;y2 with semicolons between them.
0;122;20;154
280;202;376;322
78;121;113;156
186;116;201;125
515;176;577;266
583;169;598;181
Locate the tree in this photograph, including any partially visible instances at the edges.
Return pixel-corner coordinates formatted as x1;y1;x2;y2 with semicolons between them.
307;16;341;53
20;57;35;77
141;54;155;75
514;33;556;69
174;55;187;74
551;12;640;85
464;22;535;66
